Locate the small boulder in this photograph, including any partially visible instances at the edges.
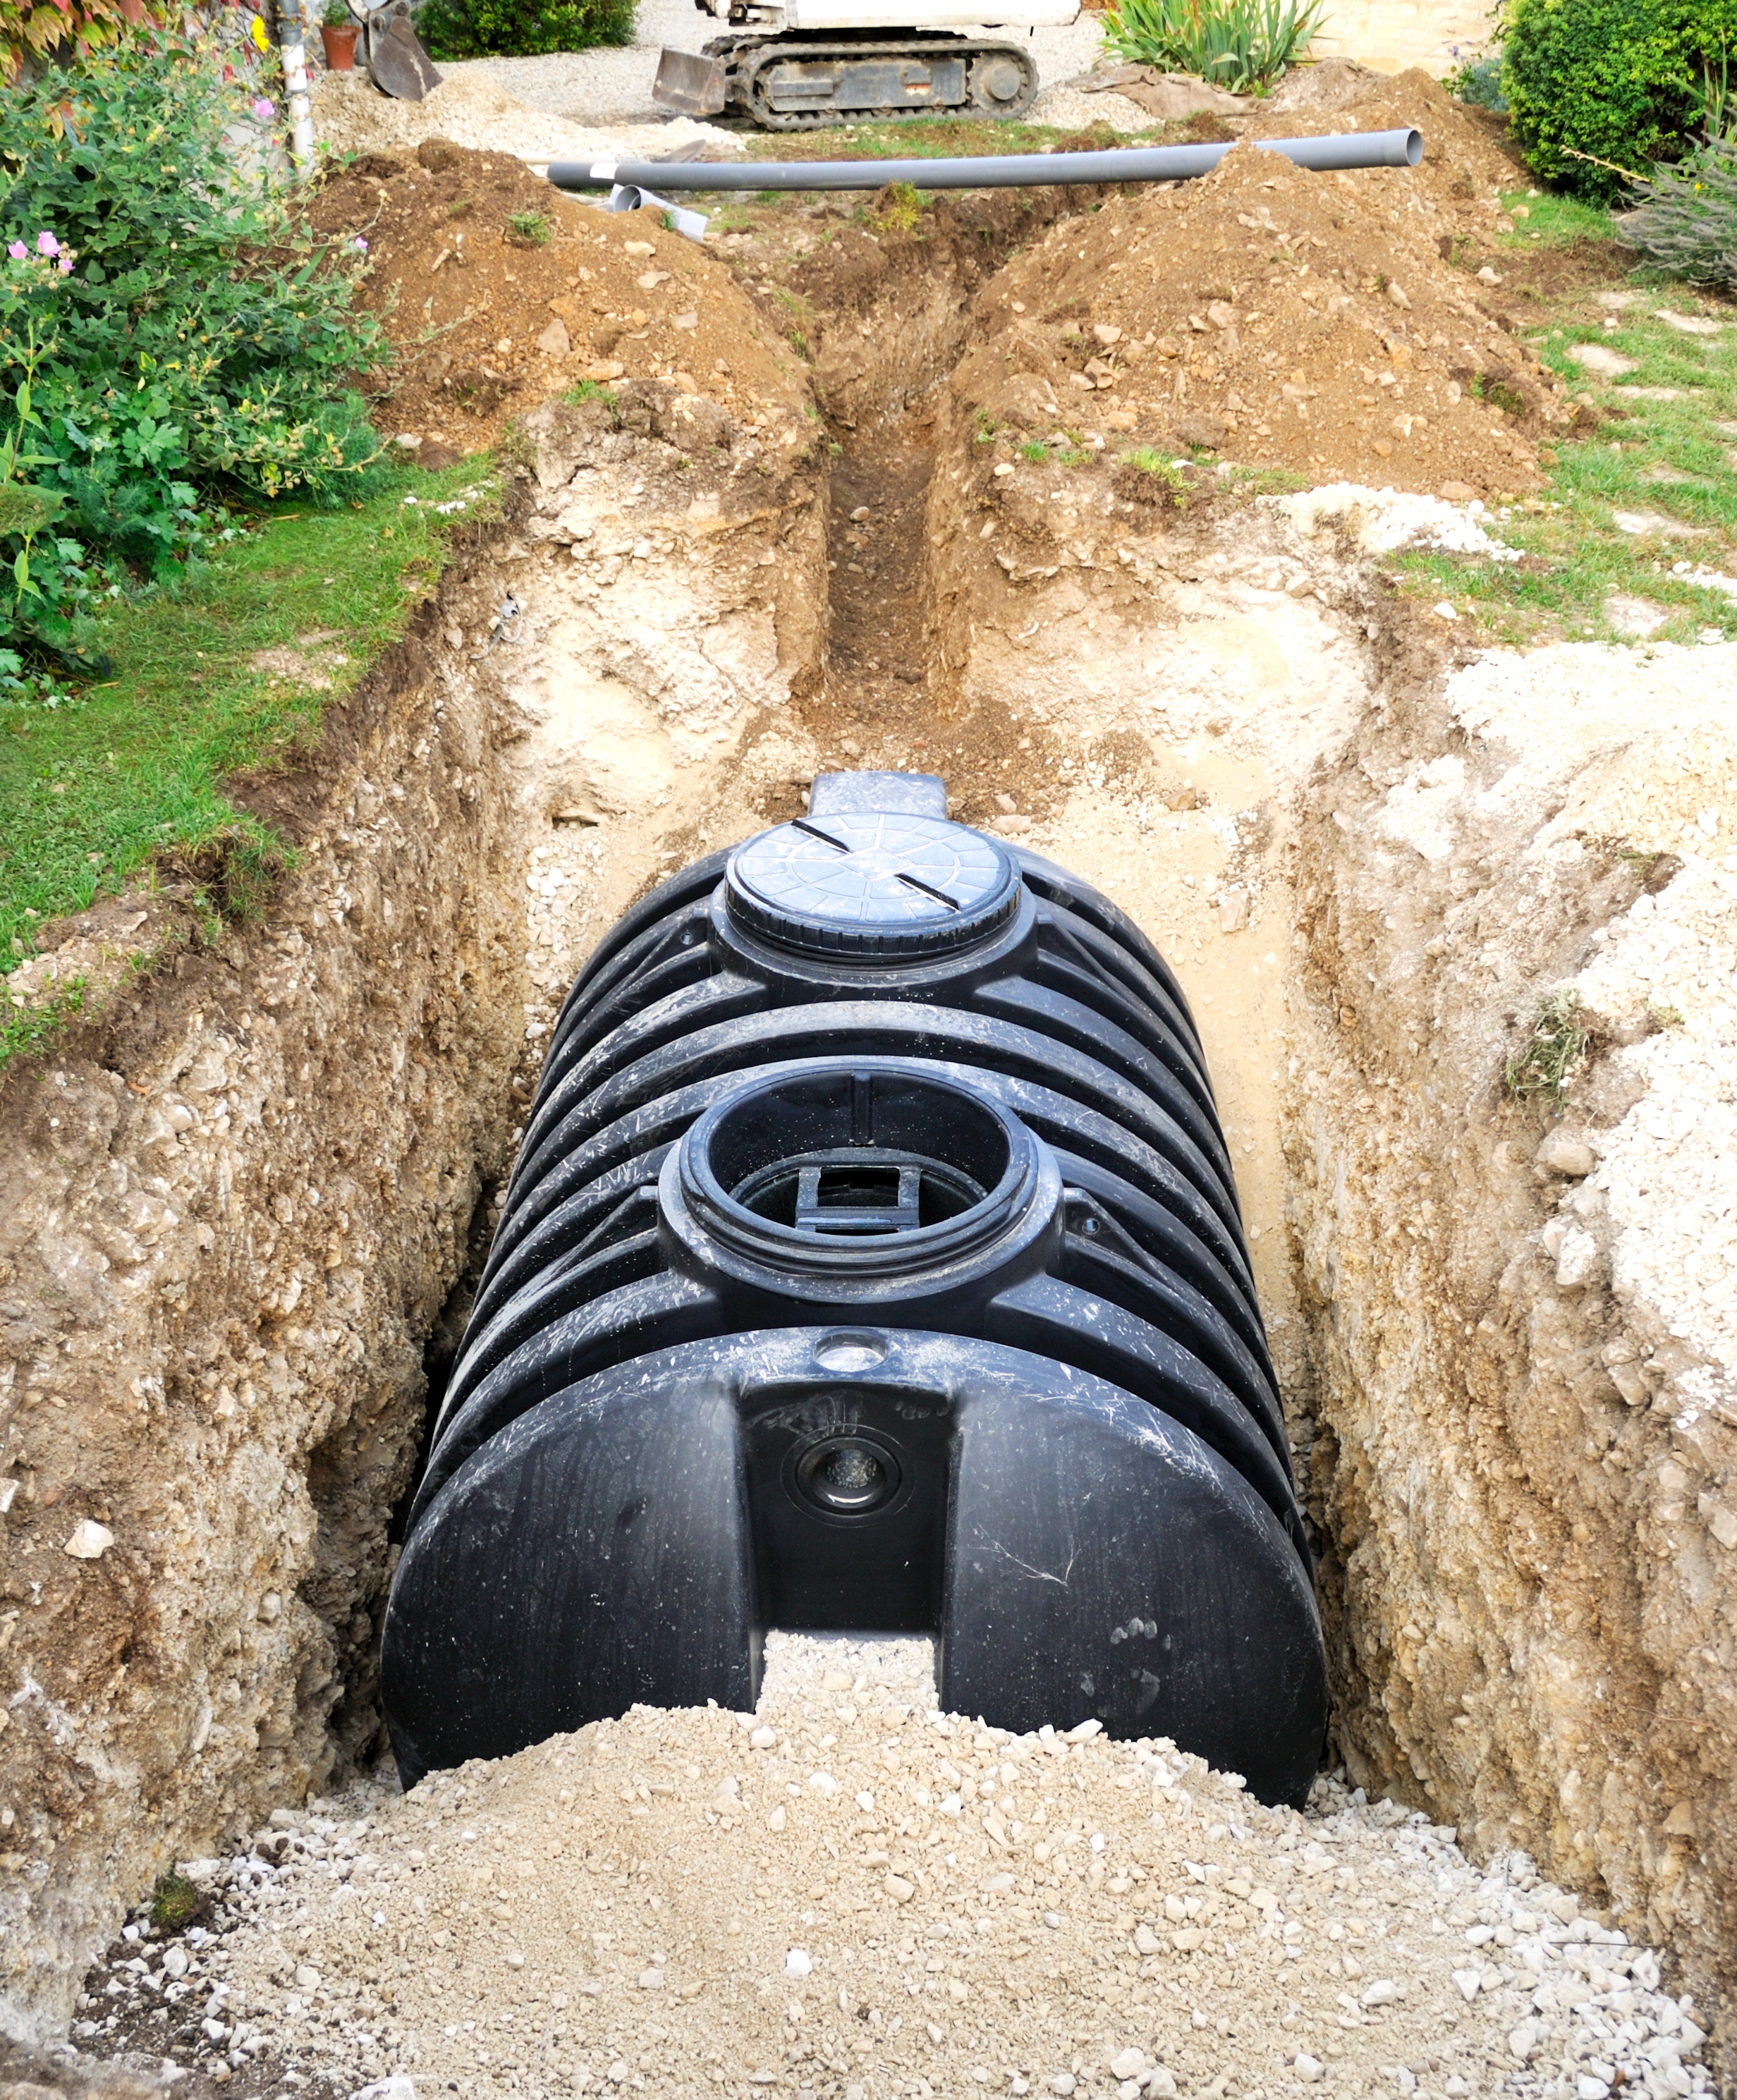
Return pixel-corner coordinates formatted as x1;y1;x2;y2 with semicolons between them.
1172;413;1227;451
1536;1130;1595;1178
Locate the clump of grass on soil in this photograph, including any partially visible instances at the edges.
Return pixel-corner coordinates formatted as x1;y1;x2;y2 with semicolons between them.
149;1871;205;1933
1117;446;1193;504
874;182;927;235
506;208;554;246
1;463;494;1058
1506;990;1590;1101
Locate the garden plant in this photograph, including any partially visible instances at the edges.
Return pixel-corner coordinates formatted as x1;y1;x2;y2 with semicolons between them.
1095;0;1325;92
0;36;387;669
415;0;635;62
1501;0;1737;197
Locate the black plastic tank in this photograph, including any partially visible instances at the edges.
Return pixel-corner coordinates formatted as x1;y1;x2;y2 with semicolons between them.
381;772;1327;1804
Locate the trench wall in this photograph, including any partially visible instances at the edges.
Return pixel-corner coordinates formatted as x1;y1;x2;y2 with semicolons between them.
0;618;525;2038
0;388;829;2040
917;325;1736;2061
1286;640;1737;2063
901;188;1712;2060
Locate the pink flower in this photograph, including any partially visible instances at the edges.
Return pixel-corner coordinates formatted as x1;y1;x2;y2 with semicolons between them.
36;231;59;257
6;242;25;262
352;236;368;251
58;255;73;274
252;97;275;119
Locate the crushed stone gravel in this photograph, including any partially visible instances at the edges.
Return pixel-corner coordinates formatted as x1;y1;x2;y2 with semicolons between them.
1026;83;1154;133
82;1635;1716;2100
310;68;738;166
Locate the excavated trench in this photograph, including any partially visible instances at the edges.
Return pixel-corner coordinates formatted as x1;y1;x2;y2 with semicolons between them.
2;168;1733;2078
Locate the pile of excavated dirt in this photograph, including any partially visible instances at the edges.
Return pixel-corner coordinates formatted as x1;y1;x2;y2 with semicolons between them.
75;1637;1717;2100
949;132;1565;496
305;145;809;450
1238;72;1518;192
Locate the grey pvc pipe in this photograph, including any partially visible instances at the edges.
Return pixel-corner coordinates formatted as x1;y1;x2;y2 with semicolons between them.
548;127;1422;196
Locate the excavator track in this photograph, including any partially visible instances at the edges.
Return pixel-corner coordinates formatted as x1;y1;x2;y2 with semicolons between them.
703;32;1038;128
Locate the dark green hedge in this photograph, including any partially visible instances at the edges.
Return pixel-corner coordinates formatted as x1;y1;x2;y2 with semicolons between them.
416;0;635;59
1504;0;1737;199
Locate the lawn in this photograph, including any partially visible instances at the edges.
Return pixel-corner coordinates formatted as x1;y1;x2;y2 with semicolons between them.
1385;208;1737;647
1;462;494;1062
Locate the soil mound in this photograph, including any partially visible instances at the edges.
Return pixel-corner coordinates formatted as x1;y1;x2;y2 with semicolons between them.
951;121;1567;496
140;1635;1712;2100
1272;71;1517;188
305;144;807;448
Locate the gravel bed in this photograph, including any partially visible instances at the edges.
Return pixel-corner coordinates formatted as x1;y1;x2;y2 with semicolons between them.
1025;83;1154;132
73;1637;1715;2100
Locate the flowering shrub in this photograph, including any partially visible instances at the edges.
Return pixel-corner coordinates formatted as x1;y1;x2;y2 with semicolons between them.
8;231;73;272
0;36;389;661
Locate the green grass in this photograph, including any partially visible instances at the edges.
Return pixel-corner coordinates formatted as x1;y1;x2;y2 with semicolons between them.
760;117;1137;162
1385;300;1737;645
1499;187;1616;247
1506;991;1589;1102
1;463;494;1034
1227;462;1312;496
680;116;1152;212
1119;447;1192;501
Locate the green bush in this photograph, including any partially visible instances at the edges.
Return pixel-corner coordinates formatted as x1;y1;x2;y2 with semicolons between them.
1503;0;1737;198
0;37;388;663
416;0;635;61
0;0;170;80
1097;0;1326;93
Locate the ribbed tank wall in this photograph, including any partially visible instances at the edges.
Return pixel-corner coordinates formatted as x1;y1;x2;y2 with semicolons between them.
382;774;1327;1805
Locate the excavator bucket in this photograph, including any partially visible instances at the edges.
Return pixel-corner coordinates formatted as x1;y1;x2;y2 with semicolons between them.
368;5;441;100
652;47;729;116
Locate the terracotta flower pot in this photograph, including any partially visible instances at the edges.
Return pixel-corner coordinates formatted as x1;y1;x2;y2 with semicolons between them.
320;22;361;68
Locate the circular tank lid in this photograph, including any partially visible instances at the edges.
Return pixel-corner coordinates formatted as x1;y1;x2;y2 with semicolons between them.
725;812;1020;959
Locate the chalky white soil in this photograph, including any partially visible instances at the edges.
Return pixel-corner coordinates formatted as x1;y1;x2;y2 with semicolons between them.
107;1638;1714;2100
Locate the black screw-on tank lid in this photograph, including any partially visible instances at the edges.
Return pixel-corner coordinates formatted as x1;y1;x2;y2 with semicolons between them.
725;811;1021;959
